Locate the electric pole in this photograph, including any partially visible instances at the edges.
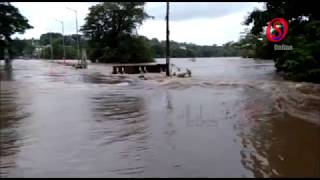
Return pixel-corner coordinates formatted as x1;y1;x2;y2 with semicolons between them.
166;2;170;76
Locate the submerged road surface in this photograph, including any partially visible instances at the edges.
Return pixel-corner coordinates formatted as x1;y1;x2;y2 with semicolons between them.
0;58;319;177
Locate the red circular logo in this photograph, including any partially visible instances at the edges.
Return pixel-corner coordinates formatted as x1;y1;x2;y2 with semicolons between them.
266;18;288;42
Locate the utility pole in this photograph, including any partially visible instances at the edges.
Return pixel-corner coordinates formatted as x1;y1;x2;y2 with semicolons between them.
55;19;66;63
166;2;170;76
67;7;80;63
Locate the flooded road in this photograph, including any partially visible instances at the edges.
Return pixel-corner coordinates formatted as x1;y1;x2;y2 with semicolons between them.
0;58;319;177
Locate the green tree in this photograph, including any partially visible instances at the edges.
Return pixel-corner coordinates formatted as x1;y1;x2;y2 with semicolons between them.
38;33;81;59
10;38;27;57
244;1;320;83
39;33;62;46
23;39;35;58
145;38;242;58
0;2;32;59
81;2;153;63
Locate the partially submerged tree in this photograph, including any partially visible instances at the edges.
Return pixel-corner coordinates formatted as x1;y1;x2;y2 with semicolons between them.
81;2;153;63
0;2;33;60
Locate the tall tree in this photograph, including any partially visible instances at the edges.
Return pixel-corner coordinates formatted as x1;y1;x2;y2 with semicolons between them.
81;2;153;63
0;2;33;59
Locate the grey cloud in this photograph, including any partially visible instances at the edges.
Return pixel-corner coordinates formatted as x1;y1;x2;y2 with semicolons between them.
145;2;263;21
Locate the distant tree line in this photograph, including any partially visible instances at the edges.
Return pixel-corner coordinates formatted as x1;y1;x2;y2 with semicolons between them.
2;34;82;60
147;38;242;58
6;34;245;60
37;33;83;59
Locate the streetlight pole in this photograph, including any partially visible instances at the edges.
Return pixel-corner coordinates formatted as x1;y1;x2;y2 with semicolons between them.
55;19;66;63
67;7;80;63
166;2;170;76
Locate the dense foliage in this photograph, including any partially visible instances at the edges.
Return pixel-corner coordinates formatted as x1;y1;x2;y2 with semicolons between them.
81;2;154;63
9;35;243;60
243;1;320;83
147;38;241;58
0;2;33;59
38;33;82;59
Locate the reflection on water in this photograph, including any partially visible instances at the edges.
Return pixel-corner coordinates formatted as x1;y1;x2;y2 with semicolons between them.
0;59;319;177
0;65;13;81
0;67;31;176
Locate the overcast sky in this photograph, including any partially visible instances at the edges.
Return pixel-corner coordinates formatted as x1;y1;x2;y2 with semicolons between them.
12;2;264;46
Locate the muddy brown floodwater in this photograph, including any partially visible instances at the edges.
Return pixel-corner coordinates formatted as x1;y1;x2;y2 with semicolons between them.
0;58;319;178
